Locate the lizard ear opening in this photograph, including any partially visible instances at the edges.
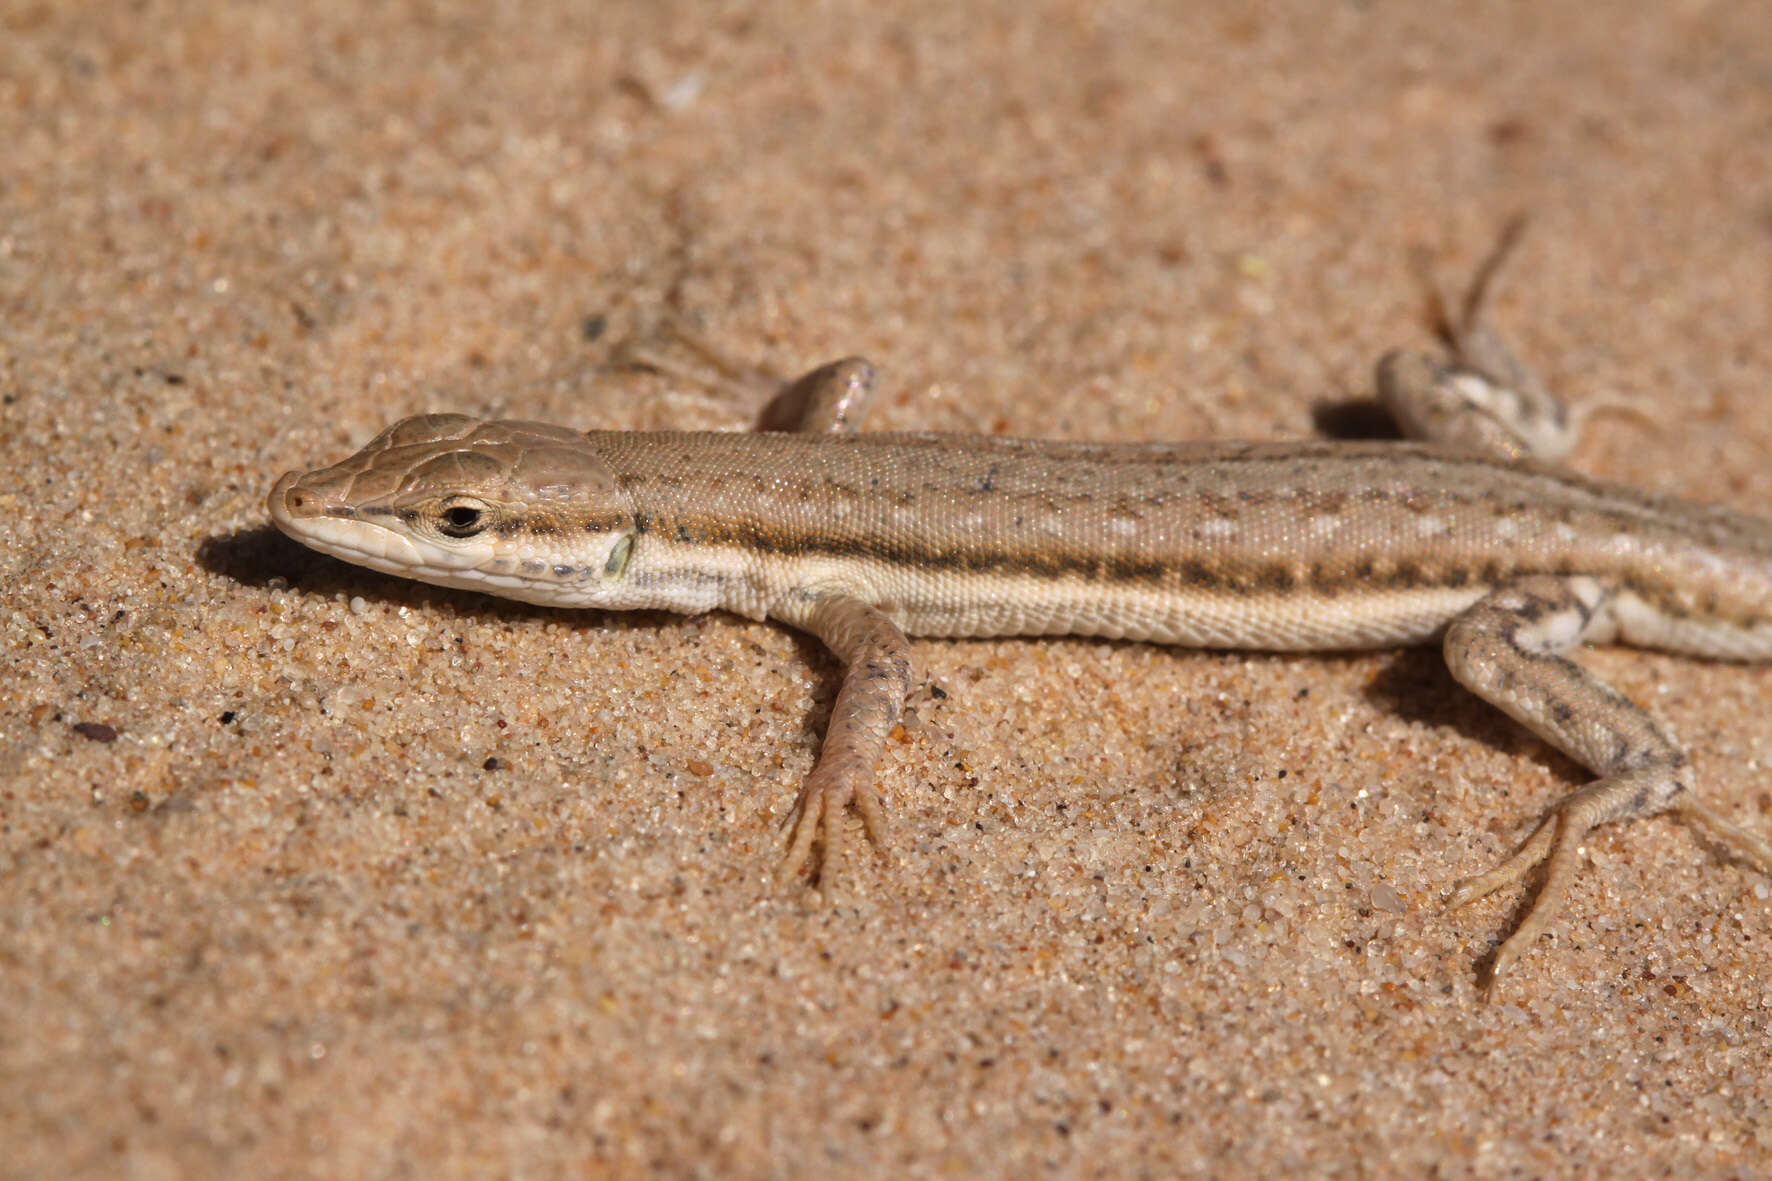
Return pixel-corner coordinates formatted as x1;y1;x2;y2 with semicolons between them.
603;531;635;578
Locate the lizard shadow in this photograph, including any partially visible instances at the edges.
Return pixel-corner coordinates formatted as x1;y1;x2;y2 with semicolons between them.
205;524;1580;962
1310;398;1405;441
203;524;1590;786
199;523;489;608
1362;649;1586;983
199;523;352;595
196;524;682;638
1362;648;1586;781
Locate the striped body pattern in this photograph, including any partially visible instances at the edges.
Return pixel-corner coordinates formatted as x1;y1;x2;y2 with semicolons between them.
273;424;1772;655
269;239;1772;996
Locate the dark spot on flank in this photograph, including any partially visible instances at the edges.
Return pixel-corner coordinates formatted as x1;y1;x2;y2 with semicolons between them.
1109;558;1169;582
553;565;575;577
528;520;561;537
1178;559;1219;589
1443;567;1469;588
1262;563;1297;592
1548;701;1574;725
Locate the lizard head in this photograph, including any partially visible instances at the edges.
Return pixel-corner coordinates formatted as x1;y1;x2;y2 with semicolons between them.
267;414;640;606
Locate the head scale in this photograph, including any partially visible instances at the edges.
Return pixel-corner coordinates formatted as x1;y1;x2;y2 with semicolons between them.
267;414;639;606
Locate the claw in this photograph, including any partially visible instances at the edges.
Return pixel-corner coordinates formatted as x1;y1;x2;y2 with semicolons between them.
775;770;889;887
1450;794;1599;999
1449;815;1557;909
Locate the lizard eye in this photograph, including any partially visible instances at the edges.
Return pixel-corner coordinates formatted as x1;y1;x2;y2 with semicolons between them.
438;503;487;538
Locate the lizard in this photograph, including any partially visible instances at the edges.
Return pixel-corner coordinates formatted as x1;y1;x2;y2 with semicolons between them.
267;228;1772;995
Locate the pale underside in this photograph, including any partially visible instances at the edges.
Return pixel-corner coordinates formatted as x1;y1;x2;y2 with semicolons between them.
266;238;1772;998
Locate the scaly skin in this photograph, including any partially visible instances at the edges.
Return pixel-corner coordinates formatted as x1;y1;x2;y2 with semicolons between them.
268;239;1772;996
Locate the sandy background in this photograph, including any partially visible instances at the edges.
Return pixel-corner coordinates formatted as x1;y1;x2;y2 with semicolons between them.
5;2;1772;1176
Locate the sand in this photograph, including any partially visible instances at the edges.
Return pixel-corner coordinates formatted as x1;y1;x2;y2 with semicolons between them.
4;2;1771;1176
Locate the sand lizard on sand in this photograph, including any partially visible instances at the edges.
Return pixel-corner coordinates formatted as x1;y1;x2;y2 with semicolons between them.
269;229;1772;994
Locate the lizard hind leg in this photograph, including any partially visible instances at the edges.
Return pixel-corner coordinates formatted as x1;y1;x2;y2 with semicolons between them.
1379;219;1661;462
1449;766;1688;994
1378;219;1577;462
1441;575;1715;995
1673;795;1772;881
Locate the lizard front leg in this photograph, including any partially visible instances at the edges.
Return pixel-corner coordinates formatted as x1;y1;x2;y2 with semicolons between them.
771;589;916;885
